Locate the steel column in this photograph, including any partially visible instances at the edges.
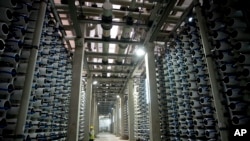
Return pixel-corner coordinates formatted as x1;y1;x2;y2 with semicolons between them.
84;77;93;141
116;100;120;136
128;79;135;141
145;43;161;141
66;38;85;141
120;95;125;139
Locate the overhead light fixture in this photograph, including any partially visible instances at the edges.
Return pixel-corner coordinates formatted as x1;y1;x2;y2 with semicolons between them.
98;102;100;105
93;80;98;85
188;17;193;22
116;95;120;98
136;48;145;57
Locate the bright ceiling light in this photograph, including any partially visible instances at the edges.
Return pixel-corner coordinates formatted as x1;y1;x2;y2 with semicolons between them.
93;81;98;85
188;17;193;22
136;48;145;56
116;95;120;98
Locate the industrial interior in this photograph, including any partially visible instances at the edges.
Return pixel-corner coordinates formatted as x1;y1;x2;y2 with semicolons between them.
0;0;250;141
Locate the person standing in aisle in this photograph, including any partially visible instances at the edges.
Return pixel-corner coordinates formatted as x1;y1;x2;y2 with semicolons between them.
89;126;95;141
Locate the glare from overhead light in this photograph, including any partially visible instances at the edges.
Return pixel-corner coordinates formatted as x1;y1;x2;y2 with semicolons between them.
116;95;120;98
188;17;193;22
93;81;98;85
136;48;145;56
98;102;100;105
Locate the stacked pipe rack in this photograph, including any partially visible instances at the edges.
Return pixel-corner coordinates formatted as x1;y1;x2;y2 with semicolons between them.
150;0;250;141
155;54;169;141
79;79;86;140
203;0;250;135
134;76;150;141
160;18;221;141
0;0;73;140
124;96;129;138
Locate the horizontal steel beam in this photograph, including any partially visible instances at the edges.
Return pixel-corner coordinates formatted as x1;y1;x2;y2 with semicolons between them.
83;0;187;12
88;62;133;67
56;5;180;23
79;19;148;28
84;37;143;45
95;91;121;93
84;0;154;9
85;52;135;58
94;86;123;88
56;5;149;19
93;77;126;81
89;69;130;74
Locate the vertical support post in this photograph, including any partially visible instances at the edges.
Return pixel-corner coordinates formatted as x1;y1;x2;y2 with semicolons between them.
15;1;47;139
91;94;95;127
128;79;135;141
84;77;93;141
110;111;113;133
145;43;161;141
94;101;99;135
66;37;85;141
112;108;116;134
194;1;229;140
120;95;125;139
116;100;120;136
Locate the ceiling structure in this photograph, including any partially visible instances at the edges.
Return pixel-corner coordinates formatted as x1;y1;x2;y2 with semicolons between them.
50;0;194;115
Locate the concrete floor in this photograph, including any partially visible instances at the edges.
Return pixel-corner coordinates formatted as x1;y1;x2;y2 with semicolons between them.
95;132;128;141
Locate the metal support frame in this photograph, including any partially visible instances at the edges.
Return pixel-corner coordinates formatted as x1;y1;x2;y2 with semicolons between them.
89;70;129;74
91;93;96;127
84;77;93;141
84;37;143;45
15;1;47;139
128;79;135;141
194;0;229;140
66;38;85;141
85;51;134;58
67;0;82;37
88;62;133;67
145;43;160;141
49;0;72;49
92;77;126;81
116;99;120;136
118;0;179;98
79;19;148;28
119;95;125;138
146;0;177;42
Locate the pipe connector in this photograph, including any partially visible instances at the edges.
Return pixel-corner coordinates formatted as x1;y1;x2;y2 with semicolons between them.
101;0;113;30
101;15;112;30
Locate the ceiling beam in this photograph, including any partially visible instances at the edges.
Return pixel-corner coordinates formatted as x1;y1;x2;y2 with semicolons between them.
89;70;129;74
84;37;143;45
167;2;194;41
85;52;135;58
56;5;180;23
118;0;178;95
88;62;133;67
66;0;82;37
147;0;177;42
84;0;154;9
79;19;148;28
93;77;126;81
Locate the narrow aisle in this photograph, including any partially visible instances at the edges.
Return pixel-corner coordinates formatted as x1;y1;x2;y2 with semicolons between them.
95;132;128;141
